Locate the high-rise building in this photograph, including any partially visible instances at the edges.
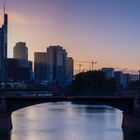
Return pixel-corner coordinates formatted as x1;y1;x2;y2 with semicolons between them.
101;68;114;79
7;42;33;81
34;52;47;81
46;46;68;85
7;58;20;81
28;60;33;81
115;71;124;89
14;42;28;60
28;61;33;72
7;58;31;81
14;42;28;67
130;74;139;82
66;57;74;84
0;13;8;82
122;73;131;88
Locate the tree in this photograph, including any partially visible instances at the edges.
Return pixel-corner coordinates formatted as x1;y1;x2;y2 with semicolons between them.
70;70;116;95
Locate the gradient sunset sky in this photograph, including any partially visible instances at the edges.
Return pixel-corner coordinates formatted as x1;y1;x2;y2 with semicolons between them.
1;0;140;73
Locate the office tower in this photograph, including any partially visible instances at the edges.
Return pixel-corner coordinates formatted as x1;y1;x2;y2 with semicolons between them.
14;42;28;60
101;68;114;79
14;42;28;67
7;42;32;81
28;61;33;72
34;52;47;81
66;57;74;84
7;58;30;81
28;60;33;80
7;58;19;81
0;13;8;82
122;73;130;88
46;46;67;86
130;74;139;82
115;71;124;89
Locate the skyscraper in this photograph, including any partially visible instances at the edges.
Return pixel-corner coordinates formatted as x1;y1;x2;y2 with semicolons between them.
101;68;114;79
66;57;74;84
14;42;28;67
46;46;68;86
34;52;47;81
9;42;32;81
14;42;28;60
0;13;8;82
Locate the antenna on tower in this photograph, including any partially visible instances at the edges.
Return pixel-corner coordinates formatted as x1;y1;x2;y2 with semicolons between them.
4;0;5;14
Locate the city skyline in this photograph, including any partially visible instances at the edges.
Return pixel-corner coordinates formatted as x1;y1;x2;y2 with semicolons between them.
1;0;140;73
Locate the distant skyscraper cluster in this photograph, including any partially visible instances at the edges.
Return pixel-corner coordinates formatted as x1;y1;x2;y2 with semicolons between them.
34;45;74;86
0;11;139;90
0;11;74;85
7;43;74;86
101;67;137;89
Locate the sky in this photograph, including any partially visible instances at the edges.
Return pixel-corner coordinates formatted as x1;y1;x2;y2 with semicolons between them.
0;0;140;73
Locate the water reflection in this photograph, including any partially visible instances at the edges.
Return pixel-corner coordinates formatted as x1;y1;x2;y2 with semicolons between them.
1;103;140;140
1;132;140;140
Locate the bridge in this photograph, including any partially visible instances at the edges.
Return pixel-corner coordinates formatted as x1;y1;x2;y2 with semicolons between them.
0;91;140;133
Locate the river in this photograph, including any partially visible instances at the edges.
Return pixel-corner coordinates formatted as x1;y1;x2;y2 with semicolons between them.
0;102;140;140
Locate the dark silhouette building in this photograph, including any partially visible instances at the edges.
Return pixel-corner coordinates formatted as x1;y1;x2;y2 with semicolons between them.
0;13;8;82
34;52;47;81
7;42;33;82
7;58;31;81
46;46;67;86
66;57;74;84
14;42;28;67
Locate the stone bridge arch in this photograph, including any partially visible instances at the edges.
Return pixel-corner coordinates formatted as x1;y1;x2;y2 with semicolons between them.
0;96;139;133
4;96;135;113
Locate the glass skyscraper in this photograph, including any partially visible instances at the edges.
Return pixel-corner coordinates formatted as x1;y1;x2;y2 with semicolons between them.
0;13;8;82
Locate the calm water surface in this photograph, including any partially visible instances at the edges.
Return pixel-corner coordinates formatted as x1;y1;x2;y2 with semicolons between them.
0;102;140;140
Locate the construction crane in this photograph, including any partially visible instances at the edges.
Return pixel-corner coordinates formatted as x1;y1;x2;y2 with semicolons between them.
75;64;83;73
91;61;97;71
76;60;97;71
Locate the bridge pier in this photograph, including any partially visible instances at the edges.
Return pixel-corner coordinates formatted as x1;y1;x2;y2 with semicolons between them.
0;113;12;133
122;113;140;132
0;97;12;133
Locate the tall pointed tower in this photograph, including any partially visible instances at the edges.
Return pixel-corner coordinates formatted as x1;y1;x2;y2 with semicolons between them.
0;4;8;82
